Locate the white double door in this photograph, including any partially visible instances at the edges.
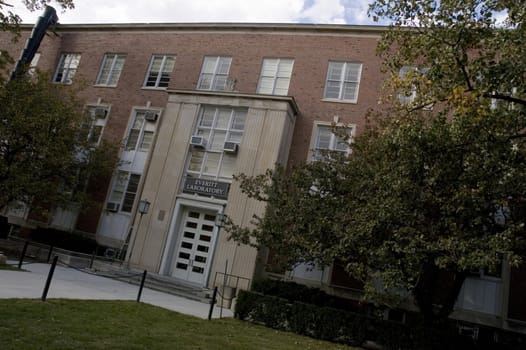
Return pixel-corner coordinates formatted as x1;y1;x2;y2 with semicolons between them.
171;208;217;285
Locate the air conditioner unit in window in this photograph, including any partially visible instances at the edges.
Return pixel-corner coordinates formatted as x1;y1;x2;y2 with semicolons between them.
144;111;158;122
106;202;120;212
93;107;107;118
190;135;206;148
223;141;239;153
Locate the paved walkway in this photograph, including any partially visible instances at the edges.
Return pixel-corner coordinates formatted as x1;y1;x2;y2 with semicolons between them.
0;261;233;319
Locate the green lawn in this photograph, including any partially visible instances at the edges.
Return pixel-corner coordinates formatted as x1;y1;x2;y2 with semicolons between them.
0;299;359;350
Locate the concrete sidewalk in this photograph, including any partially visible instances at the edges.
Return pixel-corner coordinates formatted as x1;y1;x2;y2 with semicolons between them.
0;261;233;319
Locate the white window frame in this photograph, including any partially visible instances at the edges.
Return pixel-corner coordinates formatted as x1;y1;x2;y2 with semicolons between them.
28;53;40;76
53;53;81;84
143;55;176;88
96;53;126;86
323;61;362;103
197;56;232;91
83;105;109;147
257;58;294;96
124;110;158;152
186;106;246;181
398;66;433;110
108;171;141;213
309;122;354;161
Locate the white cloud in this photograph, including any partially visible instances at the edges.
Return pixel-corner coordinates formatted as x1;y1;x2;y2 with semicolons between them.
7;0;376;25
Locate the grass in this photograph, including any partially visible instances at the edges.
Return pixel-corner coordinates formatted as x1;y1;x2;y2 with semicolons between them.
0;299;359;350
0;264;24;271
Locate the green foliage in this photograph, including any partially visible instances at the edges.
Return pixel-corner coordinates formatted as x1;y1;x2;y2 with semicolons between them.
252;279;363;312
235;290;486;350
235;290;368;347
30;227;97;253
0;71;118;212
228;0;526;325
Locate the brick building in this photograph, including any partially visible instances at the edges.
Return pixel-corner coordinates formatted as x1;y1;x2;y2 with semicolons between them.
1;21;525;335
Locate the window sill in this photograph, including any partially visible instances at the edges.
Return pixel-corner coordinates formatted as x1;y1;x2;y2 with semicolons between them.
321;98;358;104
94;84;118;88
142;86;168;91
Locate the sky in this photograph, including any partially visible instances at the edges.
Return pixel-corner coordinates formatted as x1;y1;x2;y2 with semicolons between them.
9;0;380;26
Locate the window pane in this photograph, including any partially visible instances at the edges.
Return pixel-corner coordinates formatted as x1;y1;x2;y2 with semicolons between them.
215;109;231;129
200;108;215;127
122;174;140;212
139;131;154;151
327;62;343;81
324;81;341;99
344;63;361;81
201;57;216;73
212;75;227;90
231;111;246;130
198;74;212;90
210;130;226;151
219;153;236;178
342;82;358;100
188;150;204;172
258;77;274;94
126;129;140;150
316;128;332;149
217;57;231;74
261;59;278;76
203;153;220;175
228;132;243;143
277;60;293;76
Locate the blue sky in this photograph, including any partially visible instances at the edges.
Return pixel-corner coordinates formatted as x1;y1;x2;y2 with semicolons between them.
11;0;381;25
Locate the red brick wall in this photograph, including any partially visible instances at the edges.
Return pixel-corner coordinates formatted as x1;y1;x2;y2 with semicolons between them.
5;24;387;234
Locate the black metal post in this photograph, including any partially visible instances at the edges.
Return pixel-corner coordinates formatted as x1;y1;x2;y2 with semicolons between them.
46;245;54;263
41;255;58;301
18;240;29;269
89;250;96;269
136;270;147;302
208;286;218;320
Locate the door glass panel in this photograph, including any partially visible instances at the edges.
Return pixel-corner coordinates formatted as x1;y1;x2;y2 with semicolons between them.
195;255;207;263
183;231;195;239
179;252;190;259
189;212;200;218
202;224;214;232
176;263;188;270
199;235;211;242
197;245;209;253
192;266;204;274
181;242;193;249
204;214;216;221
186;221;198;229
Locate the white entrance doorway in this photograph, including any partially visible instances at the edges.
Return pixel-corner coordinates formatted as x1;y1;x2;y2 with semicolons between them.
171;209;217;285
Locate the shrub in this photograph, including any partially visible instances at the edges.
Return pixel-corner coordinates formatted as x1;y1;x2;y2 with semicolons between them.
30;227;97;254
251;279;363;313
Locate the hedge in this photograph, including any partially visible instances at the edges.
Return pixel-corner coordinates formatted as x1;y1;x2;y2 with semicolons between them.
251;279;363;313
235;290;480;350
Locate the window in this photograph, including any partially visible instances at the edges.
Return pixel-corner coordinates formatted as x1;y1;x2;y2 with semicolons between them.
144;55;175;88
257;58;294;95
323;61;362;103
28;53;40;76
125;110;158;152
81;106;108;146
312;125;352;160
187;106;246;180
108;171;141;213
398;66;432;109
96;54;126;86
53;53;81;84
197;56;232;91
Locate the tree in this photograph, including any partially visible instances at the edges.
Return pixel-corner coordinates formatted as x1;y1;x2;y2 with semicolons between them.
0;71;117;214
226;0;526;325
